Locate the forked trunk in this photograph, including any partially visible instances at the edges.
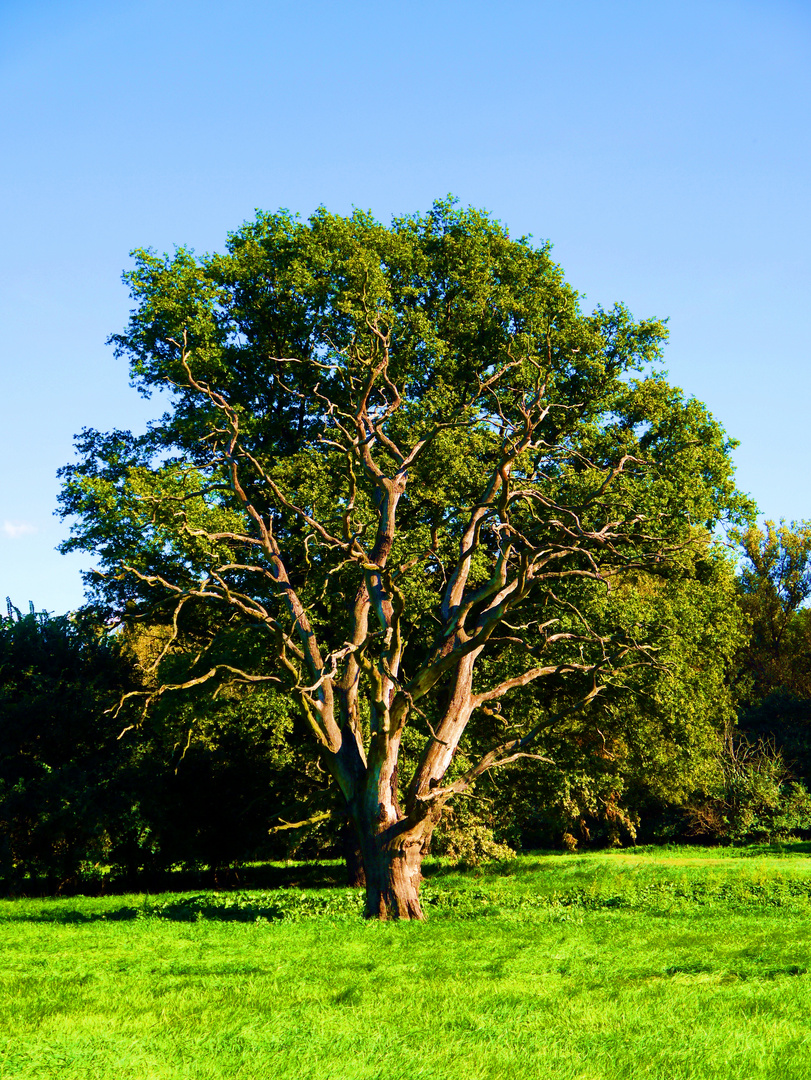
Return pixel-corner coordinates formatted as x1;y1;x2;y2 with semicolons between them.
362;834;426;920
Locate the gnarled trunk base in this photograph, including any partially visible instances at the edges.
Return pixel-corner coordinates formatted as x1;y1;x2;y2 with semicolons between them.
363;837;425;920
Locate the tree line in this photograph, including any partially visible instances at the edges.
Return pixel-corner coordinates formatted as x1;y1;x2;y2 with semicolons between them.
2;201;810;914
3;519;810;894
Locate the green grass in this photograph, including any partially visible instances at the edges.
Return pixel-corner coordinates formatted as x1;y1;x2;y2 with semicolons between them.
4;846;811;1078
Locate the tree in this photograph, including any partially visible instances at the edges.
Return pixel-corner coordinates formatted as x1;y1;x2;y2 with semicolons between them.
59;200;749;918
733;520;811;704
732;521;811;783
0;603;138;887
478;541;748;848
122;593;367;882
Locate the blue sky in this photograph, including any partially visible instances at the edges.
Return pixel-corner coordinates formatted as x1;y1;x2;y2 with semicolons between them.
1;0;809;614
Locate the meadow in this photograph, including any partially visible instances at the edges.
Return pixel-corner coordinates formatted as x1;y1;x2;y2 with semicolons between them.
4;846;811;1079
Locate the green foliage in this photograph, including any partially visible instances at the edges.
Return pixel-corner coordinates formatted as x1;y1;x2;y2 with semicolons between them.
55;200;754;898
730;521;811;816
59;199;748;660
740;688;811;783
431;795;518;867
117;613;347;871
0;606;139;885
733;519;811;707
684;736;811;844
457;541;746;847
0;606;343;889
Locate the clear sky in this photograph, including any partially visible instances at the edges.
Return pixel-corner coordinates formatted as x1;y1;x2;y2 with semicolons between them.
1;0;809;615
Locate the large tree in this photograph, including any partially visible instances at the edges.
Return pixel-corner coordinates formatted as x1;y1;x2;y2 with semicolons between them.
59;200;748;918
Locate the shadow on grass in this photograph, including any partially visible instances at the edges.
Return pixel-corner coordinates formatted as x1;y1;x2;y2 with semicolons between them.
0;859;354;901
3;893;367;925
1;859;537;925
2;849;559;903
5;842;811;923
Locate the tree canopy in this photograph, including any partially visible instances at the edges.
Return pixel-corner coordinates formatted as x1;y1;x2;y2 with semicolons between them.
733;520;811;705
729;521;811;795
59;200;751;917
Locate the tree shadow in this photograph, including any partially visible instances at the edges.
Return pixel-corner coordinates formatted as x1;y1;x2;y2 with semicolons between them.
1;858;352;901
4;894;363;925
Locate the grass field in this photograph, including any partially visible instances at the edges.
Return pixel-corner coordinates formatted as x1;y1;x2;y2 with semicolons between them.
4;845;811;1079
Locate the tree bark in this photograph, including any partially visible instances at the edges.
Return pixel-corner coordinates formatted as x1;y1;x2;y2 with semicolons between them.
361;832;427;920
341;819;366;888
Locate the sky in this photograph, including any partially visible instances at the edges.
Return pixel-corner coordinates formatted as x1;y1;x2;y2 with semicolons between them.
1;0;809;615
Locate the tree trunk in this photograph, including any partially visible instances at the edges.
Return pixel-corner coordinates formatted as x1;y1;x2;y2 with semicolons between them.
362;834;426;920
341;819;366;888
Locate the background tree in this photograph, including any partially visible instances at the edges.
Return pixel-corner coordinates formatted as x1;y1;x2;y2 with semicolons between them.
453;539;746;850
59;200;750;918
0;603;139;888
733;520;811;701
121;598;365;882
122;687;320;880
0;602;337;891
732;520;811;785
